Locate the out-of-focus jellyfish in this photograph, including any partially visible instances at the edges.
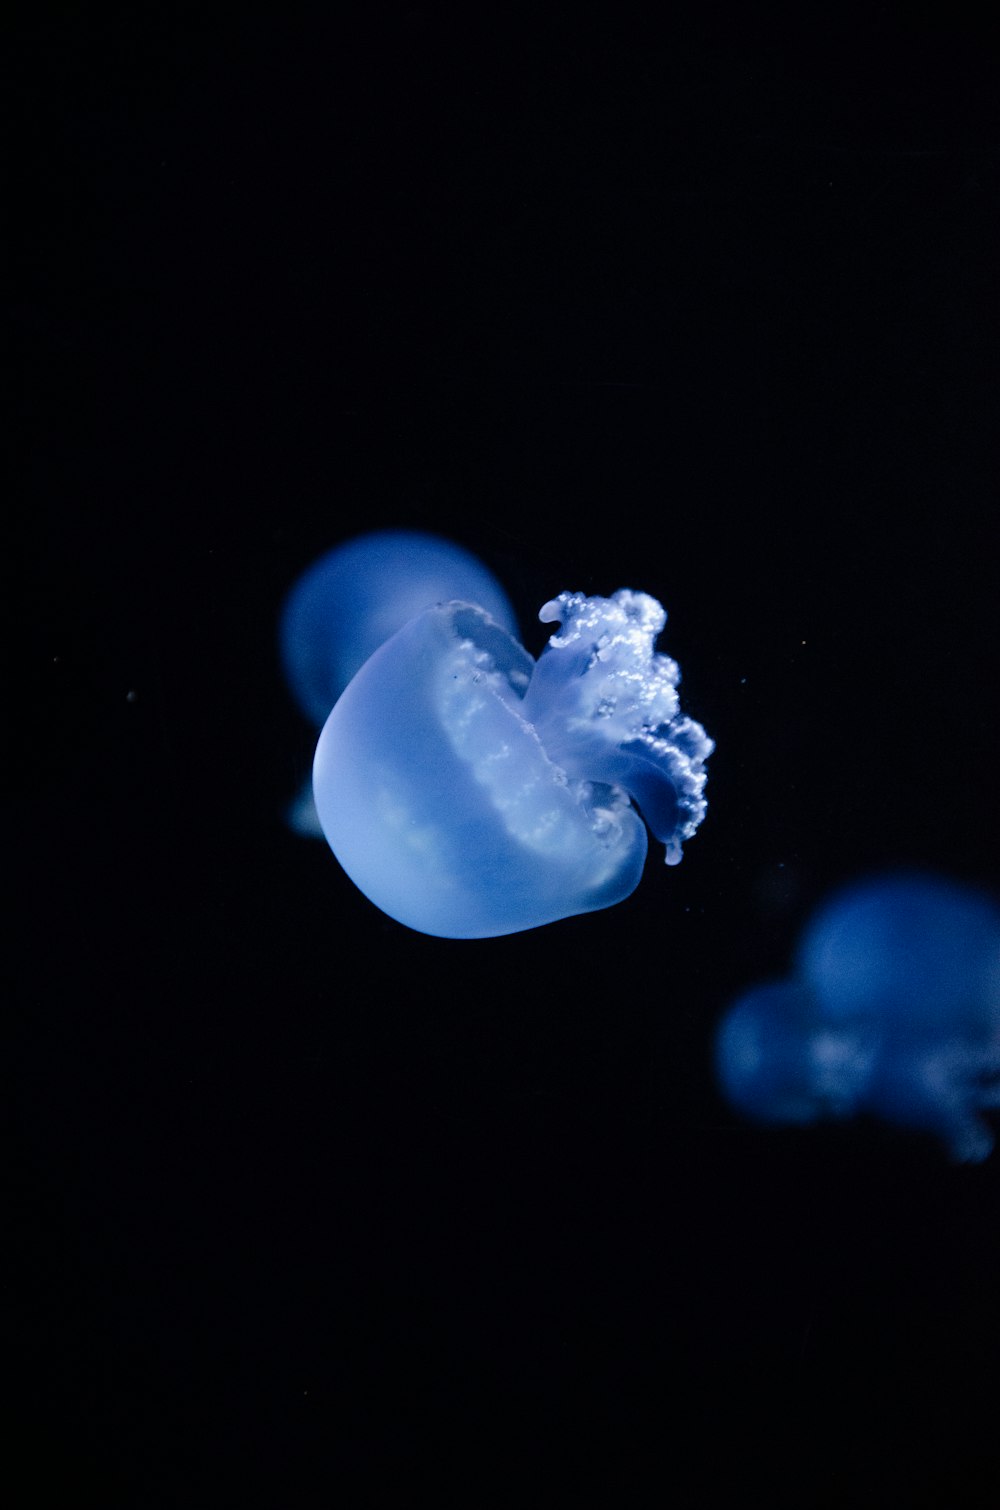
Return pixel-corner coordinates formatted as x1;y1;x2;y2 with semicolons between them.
280;530;519;835
715;874;1000;1161
280;530;519;725
281;532;713;938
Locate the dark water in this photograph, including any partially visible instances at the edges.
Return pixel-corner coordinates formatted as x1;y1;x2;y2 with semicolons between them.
15;11;998;1504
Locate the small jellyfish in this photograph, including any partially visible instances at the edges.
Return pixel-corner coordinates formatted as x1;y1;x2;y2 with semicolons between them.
280;529;519;725
280;530;519;835
282;533;713;938
715;873;1000;1161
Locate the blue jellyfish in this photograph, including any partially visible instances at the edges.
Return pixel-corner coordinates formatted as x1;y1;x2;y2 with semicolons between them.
716;873;1000;1161
280;530;519;835
280;529;519;725
281;533;713;938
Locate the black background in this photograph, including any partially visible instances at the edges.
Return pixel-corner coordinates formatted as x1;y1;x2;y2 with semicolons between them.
14;8;999;1505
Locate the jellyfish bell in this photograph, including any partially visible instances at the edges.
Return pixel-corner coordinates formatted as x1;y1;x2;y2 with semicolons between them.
716;872;1000;1161
313;589;713;939
280;529;520;839
715;981;878;1126
280;528;519;728
797;871;1000;1032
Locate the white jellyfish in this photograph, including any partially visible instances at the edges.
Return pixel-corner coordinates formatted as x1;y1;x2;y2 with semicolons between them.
281;533;713;938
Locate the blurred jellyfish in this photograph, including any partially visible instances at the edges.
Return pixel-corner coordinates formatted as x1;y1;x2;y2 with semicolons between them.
716;873;1000;1161
280;530;519;725
281;533;713;938
280;530;519;835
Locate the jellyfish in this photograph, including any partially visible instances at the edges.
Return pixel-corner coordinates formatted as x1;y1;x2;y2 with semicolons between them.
280;530;519;725
281;533;713;938
279;530;519;835
715;873;1000;1161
